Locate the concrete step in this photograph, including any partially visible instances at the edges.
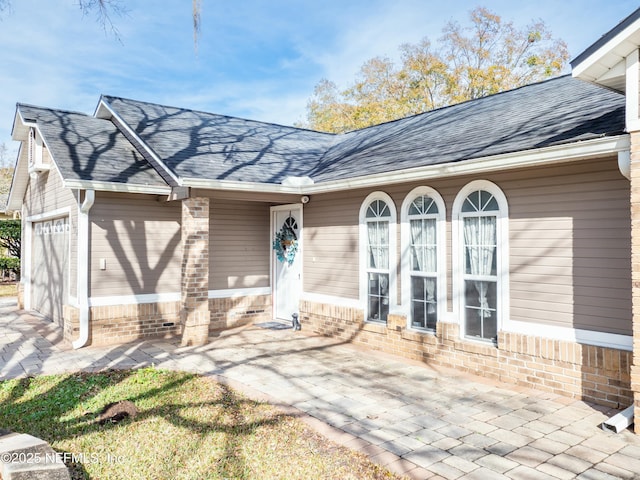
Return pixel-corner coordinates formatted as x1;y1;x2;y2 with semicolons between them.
0;431;70;480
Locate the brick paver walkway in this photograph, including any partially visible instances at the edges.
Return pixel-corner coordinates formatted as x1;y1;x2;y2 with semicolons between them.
1;298;639;479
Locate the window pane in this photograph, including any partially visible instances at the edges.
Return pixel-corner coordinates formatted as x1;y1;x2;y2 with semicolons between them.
464;280;497;341
409;197;422;215
480;190;498;211
462;196;478;212
411;276;437;330
367;220;389;269
409;195;438;216
366;199;391;218
410;218;436;273
463;217;496;277
368;273;389;322
484;196;499;211
463;190;499;213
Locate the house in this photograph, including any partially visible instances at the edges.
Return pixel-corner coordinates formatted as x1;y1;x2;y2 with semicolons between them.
7;8;640;432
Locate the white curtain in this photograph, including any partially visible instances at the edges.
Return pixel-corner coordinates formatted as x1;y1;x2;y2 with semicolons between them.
411;218;437;313
368;220;389;269
463;216;496;317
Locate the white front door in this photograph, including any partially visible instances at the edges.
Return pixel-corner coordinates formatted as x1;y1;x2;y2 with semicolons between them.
272;205;302;321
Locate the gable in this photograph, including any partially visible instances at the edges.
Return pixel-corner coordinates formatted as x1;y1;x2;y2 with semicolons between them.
7;104;171;212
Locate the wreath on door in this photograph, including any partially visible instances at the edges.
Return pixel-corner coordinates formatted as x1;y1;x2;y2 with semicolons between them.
273;216;298;265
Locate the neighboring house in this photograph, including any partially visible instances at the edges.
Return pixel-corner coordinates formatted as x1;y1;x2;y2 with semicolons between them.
7;8;640;431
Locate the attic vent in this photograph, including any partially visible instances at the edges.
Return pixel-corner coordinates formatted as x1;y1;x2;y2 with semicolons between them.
27;128;34;166
28;127;50;178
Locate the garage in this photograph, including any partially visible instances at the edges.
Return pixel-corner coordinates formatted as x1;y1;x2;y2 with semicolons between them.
31;217;69;323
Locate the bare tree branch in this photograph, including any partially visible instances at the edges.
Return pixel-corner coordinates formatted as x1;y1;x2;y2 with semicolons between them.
77;0;129;43
193;0;202;52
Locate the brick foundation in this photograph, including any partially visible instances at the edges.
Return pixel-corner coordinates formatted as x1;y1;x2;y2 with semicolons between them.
58;294;272;347
301;300;633;410
62;302;181;346
209;294;272;332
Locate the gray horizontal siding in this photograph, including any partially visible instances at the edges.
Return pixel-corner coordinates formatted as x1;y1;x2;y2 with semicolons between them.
505;159;630;336
303;156;631;337
89;193;181;297
209;200;270;290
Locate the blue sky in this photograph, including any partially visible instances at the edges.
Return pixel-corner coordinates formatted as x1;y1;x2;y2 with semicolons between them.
0;1;638;159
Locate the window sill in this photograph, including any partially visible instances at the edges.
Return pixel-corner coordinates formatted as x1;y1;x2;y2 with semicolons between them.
403;327;437;344
362;321;387;334
454;337;499;356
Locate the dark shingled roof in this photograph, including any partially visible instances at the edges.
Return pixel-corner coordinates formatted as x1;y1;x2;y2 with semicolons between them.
20;74;625;190
102;96;336;184
310;75;625;182
17;104;168;187
104;75;624;186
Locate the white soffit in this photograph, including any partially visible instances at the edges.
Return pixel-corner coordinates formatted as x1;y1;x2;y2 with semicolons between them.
572;13;640;92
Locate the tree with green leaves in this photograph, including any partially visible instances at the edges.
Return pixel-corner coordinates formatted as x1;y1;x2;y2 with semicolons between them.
0;220;20;260
302;7;569;133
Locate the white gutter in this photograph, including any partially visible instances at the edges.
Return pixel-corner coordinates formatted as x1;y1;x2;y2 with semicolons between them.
303;135;630;194
63;179;171;195
618;150;631;180
72;189;95;349
180;135;629;195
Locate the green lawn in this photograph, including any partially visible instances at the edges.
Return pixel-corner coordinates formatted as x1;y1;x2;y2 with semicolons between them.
0;368;403;480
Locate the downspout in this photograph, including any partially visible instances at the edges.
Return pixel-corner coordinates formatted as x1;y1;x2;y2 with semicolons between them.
72;189;95;349
619;150;631;180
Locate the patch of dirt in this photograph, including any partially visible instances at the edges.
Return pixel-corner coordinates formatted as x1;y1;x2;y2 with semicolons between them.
97;400;138;425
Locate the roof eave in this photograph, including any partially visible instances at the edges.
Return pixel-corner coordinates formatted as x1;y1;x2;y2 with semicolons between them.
180;135;628;195
306;136;629;193
6;143;28;212
572;8;640;91
63;179;172;195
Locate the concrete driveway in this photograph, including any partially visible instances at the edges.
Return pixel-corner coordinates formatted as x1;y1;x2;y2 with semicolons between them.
1;298;639;479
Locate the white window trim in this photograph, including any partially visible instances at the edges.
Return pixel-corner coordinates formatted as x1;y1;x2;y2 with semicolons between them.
452;180;509;342
400;186;446;332
359;191;397;323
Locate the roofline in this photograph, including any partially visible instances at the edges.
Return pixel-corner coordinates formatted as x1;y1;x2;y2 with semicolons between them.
6;142;26;212
95;96;180;187
98;94;336;136
8;134;627;201
7;111;67;212
63;179;172;195
181;135;629;194
307;136;629;193
570;8;640;82
571;7;640;69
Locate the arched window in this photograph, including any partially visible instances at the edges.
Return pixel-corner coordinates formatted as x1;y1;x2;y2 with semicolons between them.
359;192;397;323
453;181;508;343
401;187;446;331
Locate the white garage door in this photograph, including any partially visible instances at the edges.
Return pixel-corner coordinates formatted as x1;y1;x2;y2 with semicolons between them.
31;217;69;323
